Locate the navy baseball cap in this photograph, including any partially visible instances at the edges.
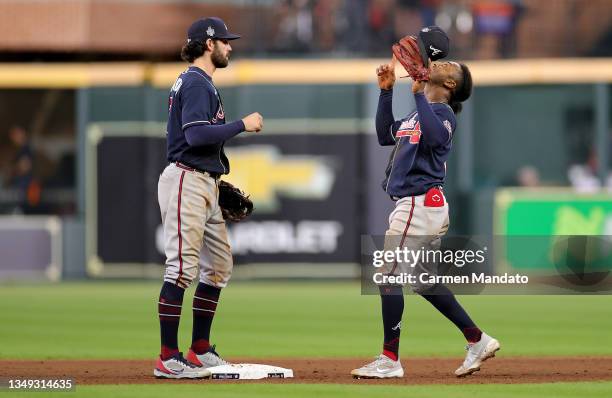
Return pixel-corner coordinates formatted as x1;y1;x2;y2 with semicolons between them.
417;26;450;66
187;17;240;42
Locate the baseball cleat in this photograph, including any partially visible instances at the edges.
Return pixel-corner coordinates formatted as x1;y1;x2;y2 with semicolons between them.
154;352;211;379
351;354;404;379
455;332;500;377
186;344;231;368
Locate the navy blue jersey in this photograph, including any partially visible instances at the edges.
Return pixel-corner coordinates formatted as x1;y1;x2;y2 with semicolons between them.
166;66;229;174
376;90;456;197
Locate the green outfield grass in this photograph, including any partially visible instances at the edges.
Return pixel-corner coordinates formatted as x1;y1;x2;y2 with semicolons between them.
1;281;611;359
12;382;612;398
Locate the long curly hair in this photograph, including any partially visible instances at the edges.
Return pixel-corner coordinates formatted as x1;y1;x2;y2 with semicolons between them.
180;39;207;63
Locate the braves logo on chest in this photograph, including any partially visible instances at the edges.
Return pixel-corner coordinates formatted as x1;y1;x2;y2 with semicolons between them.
396;114;421;144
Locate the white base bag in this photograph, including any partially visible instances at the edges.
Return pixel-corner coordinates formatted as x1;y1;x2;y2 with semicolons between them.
207;363;294;380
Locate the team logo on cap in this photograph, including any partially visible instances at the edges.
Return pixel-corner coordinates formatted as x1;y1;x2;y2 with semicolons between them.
206;26;215;37
429;45;442;56
422;27;430;32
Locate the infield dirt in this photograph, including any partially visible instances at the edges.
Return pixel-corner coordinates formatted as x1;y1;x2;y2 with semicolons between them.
4;357;612;385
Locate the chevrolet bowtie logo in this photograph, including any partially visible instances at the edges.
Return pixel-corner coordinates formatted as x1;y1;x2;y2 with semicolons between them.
225;146;335;211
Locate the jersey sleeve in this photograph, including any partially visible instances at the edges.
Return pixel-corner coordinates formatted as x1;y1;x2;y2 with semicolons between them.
375;89;399;146
434;106;456;142
414;92;456;147
184;121;246;147
181;84;214;130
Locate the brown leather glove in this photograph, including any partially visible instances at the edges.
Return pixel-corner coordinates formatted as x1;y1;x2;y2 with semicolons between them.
392;36;430;82
218;180;253;222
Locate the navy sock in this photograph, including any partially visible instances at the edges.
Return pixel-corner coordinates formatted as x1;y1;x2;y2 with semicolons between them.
158;281;185;360
191;282;221;354
420;284;481;342
380;285;404;361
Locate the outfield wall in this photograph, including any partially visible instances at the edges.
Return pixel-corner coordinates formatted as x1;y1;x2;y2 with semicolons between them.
0;59;609;280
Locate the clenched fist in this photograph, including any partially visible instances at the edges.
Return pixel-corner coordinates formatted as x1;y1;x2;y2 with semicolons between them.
242;112;263;132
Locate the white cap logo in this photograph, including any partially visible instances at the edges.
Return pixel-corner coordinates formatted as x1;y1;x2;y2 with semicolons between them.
206;26;215;37
422;27;430;32
430;45;442;56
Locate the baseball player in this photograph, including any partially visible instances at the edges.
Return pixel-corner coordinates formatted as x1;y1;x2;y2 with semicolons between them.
154;17;263;379
351;27;500;379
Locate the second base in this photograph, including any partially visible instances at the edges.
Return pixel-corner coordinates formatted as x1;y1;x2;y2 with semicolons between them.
207;363;294;380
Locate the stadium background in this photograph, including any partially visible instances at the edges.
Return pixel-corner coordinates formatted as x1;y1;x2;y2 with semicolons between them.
0;1;611;397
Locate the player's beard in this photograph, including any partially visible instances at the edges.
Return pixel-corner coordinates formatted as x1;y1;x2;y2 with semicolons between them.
211;44;230;68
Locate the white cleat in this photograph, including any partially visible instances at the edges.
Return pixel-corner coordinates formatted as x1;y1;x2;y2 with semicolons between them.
154;352;211;379
186;345;231;368
351;354;404;379
455;332;500;377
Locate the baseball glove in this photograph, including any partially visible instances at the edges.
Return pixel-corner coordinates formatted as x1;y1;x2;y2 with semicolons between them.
218;180;253;222
392;36;430;82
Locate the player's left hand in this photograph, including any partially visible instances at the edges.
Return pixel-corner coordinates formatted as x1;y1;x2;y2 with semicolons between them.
412;80;426;94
